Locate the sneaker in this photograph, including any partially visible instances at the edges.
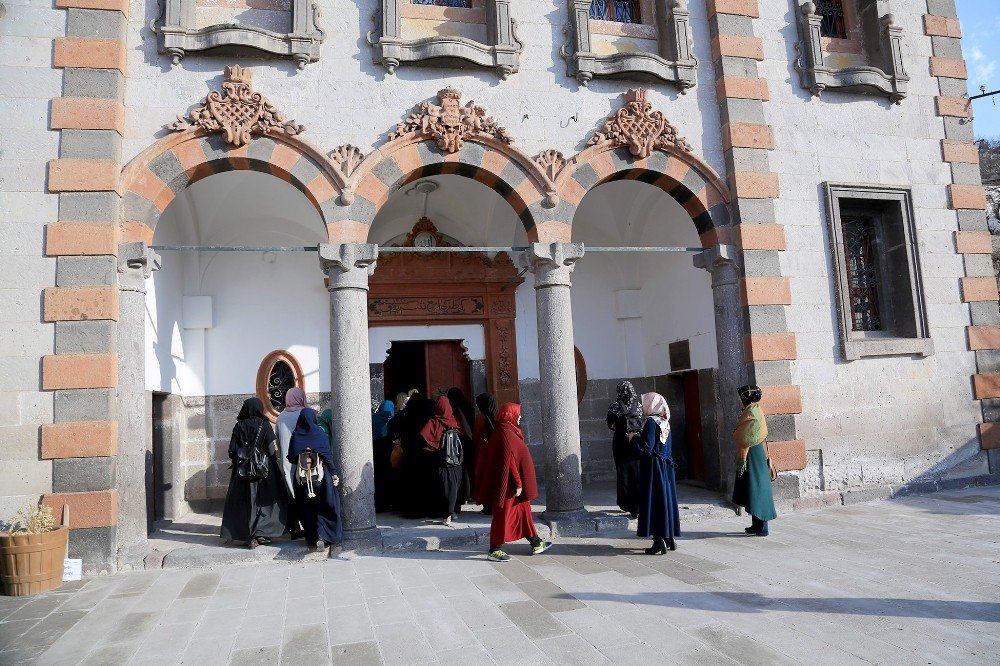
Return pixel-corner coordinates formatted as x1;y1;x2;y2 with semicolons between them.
488;550;511;562
531;541;553;555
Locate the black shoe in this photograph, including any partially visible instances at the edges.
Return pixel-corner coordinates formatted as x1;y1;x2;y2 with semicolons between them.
666;538;676;551
744;527;756;534
257;537;271;545
644;541;666;555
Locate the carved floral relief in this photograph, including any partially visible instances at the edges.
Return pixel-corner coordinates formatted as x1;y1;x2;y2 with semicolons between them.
390;87;514;154
588;88;691;159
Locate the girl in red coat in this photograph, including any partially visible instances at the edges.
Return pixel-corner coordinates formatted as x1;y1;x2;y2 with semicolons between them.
479;403;552;562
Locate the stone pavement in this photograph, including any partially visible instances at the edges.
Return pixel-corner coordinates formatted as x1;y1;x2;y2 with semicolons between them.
1;486;998;665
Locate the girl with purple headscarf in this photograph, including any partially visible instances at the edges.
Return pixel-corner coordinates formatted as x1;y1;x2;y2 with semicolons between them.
277;387;308;496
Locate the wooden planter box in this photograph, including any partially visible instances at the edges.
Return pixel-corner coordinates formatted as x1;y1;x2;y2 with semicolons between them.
0;526;68;596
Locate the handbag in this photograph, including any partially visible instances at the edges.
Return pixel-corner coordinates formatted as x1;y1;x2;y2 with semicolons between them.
389;442;404;469
764;441;777;482
237;422;269;482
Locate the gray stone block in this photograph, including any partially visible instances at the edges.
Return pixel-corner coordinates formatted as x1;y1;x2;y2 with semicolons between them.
942;116;974;142
55;320;117;354
746;305;788;335
937;76;968;98
69;525;118;574
742;249;782;278
721;98;767;125
55;255;117;287
927;0;957;17
962;254;994;278
957;209;988;232
975;350;1000;375
771;473;800;500
733;197;775;224
62;68;125;100
59;192;120;221
750;360;792;386
729;147;771;173
60;129;121;160
764;413;796;442
989;448;1000;475
968;302;1000;325
52;456;116;493
891;479;938;496
714;13;754;39
929;35;963;59
54;388;117;422
718;55;758;78
950;162;983;186
66;8;126;40
841;485;892;505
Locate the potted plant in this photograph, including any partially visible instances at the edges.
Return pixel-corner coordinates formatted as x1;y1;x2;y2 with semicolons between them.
0;503;68;596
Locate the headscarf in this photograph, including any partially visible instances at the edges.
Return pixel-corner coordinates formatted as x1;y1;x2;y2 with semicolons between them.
284;387;307;412
641;392;671;443
288;407;333;466
419;396;461;450
372;400;395;440
495;402;522;439
479;403;538;505
475;392;498;439
317;408;333;440
371;398;381;413
447;387;474;436
395;392;409;411
738;385;763;407
230;398;276;458
608;380;643;423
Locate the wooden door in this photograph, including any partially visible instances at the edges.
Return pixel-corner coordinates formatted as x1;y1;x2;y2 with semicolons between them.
424;341;472;400
682;371;704;481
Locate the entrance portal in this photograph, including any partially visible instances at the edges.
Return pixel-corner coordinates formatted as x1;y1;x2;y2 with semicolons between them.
383;340;472;400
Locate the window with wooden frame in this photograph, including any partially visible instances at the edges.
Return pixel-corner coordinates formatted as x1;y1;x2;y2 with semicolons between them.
255;350;306;421
824;184;932;361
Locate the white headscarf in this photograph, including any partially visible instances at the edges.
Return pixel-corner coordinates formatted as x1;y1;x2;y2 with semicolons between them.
641;392;670;443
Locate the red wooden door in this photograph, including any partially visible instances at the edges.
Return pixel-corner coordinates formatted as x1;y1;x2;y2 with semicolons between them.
424;341;472;400
682;371;704;480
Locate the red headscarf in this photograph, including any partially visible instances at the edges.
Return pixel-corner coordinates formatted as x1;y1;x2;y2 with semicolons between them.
420;396;461;450
479;403;538;505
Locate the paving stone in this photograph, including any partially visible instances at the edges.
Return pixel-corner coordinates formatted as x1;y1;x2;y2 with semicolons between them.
0;619;40;651
367;595;411;626
279;623;330;665
229;645;279;665
498;600;571;640
326;604;374;646
476;625;550;664
234;614;284;650
372;620;435;663
537;633;612;664
413;606;476;651
470;573;531;604
284;594;325;628
329;640;383;665
81;641;141;665
11;610;86;651
177;572;221;599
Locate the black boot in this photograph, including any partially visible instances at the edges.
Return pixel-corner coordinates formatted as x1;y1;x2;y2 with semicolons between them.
666;537;676;551
644;537;666;555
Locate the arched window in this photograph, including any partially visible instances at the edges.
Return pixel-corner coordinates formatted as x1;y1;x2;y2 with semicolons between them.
589;0;641;24
255;350;306;421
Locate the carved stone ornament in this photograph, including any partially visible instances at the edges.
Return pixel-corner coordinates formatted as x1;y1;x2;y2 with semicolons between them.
390;87;513;154
535;149;567;182
169;65;305;147
588;88;691;159
331;144;365;178
401;217;450;248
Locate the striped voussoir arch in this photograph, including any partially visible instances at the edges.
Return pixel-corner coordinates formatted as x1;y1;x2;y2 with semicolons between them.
121;132;341;242
558;145;732;247
344;136;551;238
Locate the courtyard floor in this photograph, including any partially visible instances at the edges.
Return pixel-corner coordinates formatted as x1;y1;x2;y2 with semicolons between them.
0;486;997;665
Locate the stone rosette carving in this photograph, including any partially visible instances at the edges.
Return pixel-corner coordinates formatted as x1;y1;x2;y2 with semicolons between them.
169;65;305;147
535;149;567;182
588;89;691;159
390;87;514;154
331;144;364;177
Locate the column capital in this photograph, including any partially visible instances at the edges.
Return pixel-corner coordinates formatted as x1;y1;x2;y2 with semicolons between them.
319;243;379;291
117;242;160;294
693;244;740;287
523;242;585;288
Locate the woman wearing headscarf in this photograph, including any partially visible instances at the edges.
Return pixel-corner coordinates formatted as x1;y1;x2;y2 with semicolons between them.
471;392;498;511
395;395;435;519
371;400;395;512
446;387;475;508
221;398;290;549
287;407;342;549
276;387;308;496
731;385;777;536
317;408;334;441
479;403;551;562
418;396;465;525
607;380;644;518
633;393;681;554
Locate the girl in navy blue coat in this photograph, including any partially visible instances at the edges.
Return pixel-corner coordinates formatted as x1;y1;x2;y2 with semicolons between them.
633;392;681;554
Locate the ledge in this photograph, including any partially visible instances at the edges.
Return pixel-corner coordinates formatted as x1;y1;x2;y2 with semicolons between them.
842;337;935;362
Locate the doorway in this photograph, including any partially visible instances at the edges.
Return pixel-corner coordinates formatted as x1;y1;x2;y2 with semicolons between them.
384;340;472;401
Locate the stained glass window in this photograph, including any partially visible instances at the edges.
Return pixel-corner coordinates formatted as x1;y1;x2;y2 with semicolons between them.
411;0;472;7
816;0;847;39
842;216;882;331
268;360;296;412
589;0;641;24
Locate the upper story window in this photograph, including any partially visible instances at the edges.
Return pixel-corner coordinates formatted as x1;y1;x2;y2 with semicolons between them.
589;0;641;24
412;0;472;6
816;0;847;39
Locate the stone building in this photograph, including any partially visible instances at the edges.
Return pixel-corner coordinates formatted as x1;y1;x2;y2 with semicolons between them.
1;0;997;573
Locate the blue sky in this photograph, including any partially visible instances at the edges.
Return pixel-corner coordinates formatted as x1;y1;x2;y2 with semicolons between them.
958;0;1000;138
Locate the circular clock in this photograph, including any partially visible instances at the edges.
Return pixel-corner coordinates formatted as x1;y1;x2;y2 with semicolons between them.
413;231;437;248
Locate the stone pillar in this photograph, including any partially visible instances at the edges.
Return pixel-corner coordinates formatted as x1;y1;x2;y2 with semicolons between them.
318;243;379;542
116;242;160;568
524;242;585;514
694;244;744;495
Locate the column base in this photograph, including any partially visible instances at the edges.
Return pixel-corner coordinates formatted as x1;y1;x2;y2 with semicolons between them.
539;509;628;537
340;526;382;554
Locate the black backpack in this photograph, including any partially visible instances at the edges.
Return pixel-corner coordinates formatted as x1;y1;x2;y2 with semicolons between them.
439;429;464;467
237;422;269;482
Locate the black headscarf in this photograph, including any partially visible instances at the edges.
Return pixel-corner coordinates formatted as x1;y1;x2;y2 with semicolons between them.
288;407;335;469
229;398;276;461
608;381;642;422
475;392;498;439
738;385;763;407
446;387;475;435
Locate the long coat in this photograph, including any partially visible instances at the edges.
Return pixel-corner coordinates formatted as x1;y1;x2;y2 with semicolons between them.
608;411;642;515
731;403;777;521
632;418;681;540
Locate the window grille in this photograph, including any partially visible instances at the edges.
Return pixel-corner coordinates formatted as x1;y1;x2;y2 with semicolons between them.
267;360;296;412
842;216;882;332
816;0;847;39
589;0;641;24
411;0;472;6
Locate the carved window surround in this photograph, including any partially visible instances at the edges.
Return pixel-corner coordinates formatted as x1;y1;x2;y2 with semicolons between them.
255;350;306;422
794;1;908;104
369;0;523;79
562;0;696;89
154;0;325;69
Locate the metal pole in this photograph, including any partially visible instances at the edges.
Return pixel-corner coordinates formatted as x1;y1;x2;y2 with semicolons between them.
151;245;706;253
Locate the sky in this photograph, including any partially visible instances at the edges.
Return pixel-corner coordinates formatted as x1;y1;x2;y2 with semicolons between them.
958;0;1000;138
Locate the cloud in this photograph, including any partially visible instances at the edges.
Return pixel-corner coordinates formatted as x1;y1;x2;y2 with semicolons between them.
969;44;997;86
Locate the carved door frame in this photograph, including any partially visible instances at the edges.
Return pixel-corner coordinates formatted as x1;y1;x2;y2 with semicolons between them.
368;249;523;406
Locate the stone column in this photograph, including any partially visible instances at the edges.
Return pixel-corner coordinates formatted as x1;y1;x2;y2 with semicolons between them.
693;244;744;494
116;242;160;568
318;243;379;542
524;242;585;514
